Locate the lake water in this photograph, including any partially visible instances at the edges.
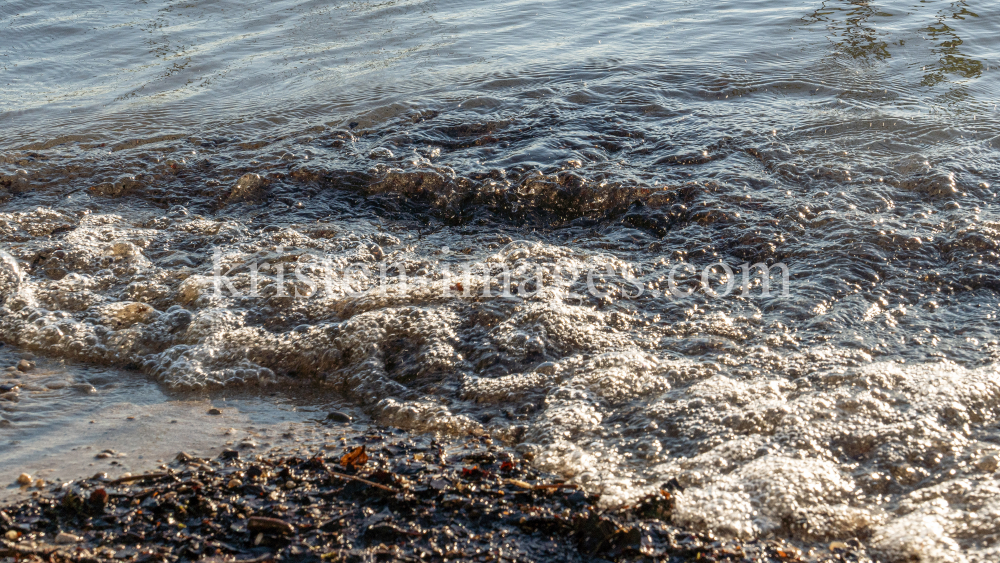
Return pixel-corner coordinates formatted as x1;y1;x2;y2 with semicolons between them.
2;0;1000;560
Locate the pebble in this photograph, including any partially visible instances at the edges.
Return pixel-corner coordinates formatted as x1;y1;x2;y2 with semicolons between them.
34;478;45;489
227;478;242;489
248;516;295;536
5;530;18;540
975;454;999;472
326;411;352;423
176;452;194;462
208;408;223;415
16;359;33;372
55;532;81;544
16;473;32;486
285;480;297;489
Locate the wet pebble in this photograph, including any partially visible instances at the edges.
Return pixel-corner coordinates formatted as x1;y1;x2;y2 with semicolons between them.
16;473;32;485
55;532;81;544
72;383;98;394
16;359;33;372
368;147;394;159
207;408;223;415
326;411;352;423
248;516;295;535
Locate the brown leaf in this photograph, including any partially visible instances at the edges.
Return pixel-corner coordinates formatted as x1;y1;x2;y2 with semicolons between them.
340;445;368;470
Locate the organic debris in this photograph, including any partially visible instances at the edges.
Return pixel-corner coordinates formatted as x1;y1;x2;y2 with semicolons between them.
338;446;368;471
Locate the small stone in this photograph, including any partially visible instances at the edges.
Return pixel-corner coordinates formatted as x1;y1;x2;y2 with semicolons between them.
55;532;81;544
227;479;242;489
16;473;32;485
33;478;45;489
533;362;557;375
16;360;33;372
226;173;269;204
285;480;296;489
975;454;999;472
207;408;223;415
248;516;295;535
368;147;394;160
829;541;850;552
5;530;18;540
176;452;194;462
326;411;352;423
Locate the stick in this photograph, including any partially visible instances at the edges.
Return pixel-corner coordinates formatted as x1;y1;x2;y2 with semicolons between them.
326;470;398;493
108;472;170;485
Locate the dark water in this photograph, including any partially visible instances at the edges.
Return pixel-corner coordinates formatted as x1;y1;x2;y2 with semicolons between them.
2;0;1000;559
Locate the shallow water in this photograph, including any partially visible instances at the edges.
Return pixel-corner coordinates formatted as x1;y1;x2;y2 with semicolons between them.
2;0;1000;560
0;347;355;503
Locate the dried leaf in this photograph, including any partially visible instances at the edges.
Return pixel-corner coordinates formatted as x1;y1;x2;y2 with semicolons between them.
340;445;368;470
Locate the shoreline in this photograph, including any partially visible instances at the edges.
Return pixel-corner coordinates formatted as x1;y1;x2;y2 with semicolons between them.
1;425;871;563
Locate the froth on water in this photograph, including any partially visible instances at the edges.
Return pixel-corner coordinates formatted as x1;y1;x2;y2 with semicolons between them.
3;0;1000;560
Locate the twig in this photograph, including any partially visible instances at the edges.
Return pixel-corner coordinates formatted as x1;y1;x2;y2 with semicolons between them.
326;470;398;493
108;472;170;486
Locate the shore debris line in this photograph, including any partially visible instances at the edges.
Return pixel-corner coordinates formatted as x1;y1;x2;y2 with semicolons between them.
2;430;870;563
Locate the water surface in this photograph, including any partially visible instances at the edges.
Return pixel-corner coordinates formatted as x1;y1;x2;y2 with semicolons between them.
2;0;1000;560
